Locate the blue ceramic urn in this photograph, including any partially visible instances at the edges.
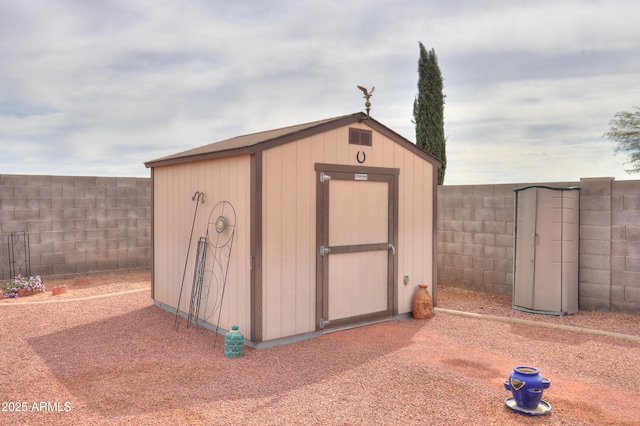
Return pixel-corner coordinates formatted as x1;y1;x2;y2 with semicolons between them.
504;366;551;409
224;325;244;358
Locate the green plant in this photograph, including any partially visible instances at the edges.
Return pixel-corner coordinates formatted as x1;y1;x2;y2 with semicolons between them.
413;41;447;184
1;275;45;298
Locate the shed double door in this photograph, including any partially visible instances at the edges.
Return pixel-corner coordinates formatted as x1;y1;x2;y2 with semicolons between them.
316;164;397;330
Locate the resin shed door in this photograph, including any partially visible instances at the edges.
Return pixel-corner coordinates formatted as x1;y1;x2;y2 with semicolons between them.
513;186;579;315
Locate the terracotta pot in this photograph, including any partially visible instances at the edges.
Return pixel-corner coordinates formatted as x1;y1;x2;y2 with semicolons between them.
412;284;433;319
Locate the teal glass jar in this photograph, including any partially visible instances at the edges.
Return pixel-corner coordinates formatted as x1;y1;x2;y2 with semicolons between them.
224;325;244;358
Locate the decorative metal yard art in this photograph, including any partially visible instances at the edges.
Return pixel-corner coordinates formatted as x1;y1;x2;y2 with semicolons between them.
174;191;205;330
186;201;237;348
8;231;31;278
504;366;552;416
357;85;375;117
187;236;208;327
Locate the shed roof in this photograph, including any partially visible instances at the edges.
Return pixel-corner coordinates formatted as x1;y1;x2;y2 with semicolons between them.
145;112;442;168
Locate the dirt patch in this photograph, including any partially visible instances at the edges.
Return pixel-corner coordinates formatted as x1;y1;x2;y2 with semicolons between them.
1;273;639;425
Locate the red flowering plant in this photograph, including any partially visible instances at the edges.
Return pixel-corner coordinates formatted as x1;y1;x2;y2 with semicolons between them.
1;275;45;298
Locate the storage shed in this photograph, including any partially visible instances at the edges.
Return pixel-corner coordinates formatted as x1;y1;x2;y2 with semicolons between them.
145;112;441;348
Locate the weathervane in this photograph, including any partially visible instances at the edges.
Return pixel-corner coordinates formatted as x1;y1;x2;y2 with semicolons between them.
357;85;375;117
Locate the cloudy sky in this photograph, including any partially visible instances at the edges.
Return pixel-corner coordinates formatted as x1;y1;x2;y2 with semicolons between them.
1;0;639;184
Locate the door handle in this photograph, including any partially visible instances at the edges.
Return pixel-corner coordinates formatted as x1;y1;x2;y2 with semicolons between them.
389;243;396;255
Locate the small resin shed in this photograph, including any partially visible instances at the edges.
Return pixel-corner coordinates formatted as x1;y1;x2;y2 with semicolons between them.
145;112;441;348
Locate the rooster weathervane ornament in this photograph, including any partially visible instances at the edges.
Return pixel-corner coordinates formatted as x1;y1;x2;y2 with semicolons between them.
357;85;375;117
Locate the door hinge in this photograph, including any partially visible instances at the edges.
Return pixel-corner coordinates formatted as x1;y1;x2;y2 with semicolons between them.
320;245;331;256
319;319;330;329
320;172;332;182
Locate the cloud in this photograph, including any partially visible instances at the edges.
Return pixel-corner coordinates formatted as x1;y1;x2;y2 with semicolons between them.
0;0;638;183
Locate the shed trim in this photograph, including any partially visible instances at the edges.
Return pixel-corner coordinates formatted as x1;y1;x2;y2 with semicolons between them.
313;163;401;177
145;149;254;169
150;167;155;300
431;165;438;306
250;151;263;343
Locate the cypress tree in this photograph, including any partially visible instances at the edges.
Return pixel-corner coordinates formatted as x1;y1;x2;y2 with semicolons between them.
413;42;446;184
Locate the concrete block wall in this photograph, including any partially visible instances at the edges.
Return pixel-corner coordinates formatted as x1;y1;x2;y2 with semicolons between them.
438;183;518;295
579;178;613;311
0;174;151;281
611;179;640;313
438;178;639;314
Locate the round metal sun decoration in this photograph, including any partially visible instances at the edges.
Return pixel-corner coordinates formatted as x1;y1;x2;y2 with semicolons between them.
214;216;227;233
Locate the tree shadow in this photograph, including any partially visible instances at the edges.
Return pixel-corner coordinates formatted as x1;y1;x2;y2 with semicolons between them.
28;304;418;417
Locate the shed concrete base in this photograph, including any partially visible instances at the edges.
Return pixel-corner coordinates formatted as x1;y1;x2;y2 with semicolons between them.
154;301;413;349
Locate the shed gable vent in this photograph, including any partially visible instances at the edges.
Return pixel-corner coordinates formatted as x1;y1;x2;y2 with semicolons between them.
349;128;372;146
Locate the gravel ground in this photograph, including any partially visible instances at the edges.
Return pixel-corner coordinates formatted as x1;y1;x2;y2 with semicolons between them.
1;274;639;425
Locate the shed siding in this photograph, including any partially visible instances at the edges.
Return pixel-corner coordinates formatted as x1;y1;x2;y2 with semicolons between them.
261;123;434;341
153;156;251;336
262;141;317;341
398;150;434;312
